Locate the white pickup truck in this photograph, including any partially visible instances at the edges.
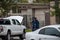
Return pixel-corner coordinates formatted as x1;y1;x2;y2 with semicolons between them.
0;16;26;40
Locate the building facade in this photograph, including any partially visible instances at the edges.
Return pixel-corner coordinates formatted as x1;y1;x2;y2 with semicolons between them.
8;3;52;28
50;1;59;25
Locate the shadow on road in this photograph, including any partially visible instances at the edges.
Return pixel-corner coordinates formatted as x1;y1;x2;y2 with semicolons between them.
0;37;23;40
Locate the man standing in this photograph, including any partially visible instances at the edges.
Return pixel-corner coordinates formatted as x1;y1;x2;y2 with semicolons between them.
32;17;39;31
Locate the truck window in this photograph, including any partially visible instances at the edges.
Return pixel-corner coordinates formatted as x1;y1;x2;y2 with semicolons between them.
12;19;20;25
15;20;20;25
0;19;11;25
12;19;16;25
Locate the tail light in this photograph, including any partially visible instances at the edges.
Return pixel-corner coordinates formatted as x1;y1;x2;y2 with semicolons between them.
0;26;3;32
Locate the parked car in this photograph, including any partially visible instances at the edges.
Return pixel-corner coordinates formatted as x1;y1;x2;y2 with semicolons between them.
0;16;26;40
25;25;60;40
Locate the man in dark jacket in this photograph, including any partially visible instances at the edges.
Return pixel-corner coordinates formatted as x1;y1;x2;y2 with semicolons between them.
32;17;39;31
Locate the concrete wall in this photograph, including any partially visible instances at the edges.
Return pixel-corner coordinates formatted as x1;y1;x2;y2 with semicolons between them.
50;1;56;25
50;16;56;25
8;8;50;27
35;9;45;27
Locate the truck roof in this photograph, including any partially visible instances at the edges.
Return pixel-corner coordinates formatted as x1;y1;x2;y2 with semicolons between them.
2;16;23;23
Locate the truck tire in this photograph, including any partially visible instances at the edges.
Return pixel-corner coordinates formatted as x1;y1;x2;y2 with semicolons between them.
6;31;11;40
2;37;6;40
20;35;24;40
23;29;26;39
2;38;5;40
20;29;26;40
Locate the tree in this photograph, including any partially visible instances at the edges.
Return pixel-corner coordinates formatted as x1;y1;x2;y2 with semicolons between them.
20;0;28;3
47;0;60;24
54;0;60;24
33;0;54;3
0;0;15;17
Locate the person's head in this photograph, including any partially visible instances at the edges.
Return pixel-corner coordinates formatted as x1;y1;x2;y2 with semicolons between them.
32;17;37;21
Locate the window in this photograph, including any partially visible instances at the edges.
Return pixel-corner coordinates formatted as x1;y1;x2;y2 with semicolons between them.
23;6;26;8
12;19;20;25
39;28;45;34
18;8;21;13
12;19;16;25
12;7;16;13
12;7;21;13
15;20;20;25
58;27;60;30
0;19;11;25
39;27;60;37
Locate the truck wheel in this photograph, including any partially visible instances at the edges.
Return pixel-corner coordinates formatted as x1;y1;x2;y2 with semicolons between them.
23;29;26;39
2;38;5;40
20;35;23;40
20;29;26;40
2;37;6;40
6;31;11;40
23;29;26;38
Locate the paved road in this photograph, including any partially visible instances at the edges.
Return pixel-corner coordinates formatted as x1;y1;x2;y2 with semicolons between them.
0;37;25;40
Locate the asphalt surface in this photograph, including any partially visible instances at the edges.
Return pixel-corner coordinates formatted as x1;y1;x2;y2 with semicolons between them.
0;37;25;40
